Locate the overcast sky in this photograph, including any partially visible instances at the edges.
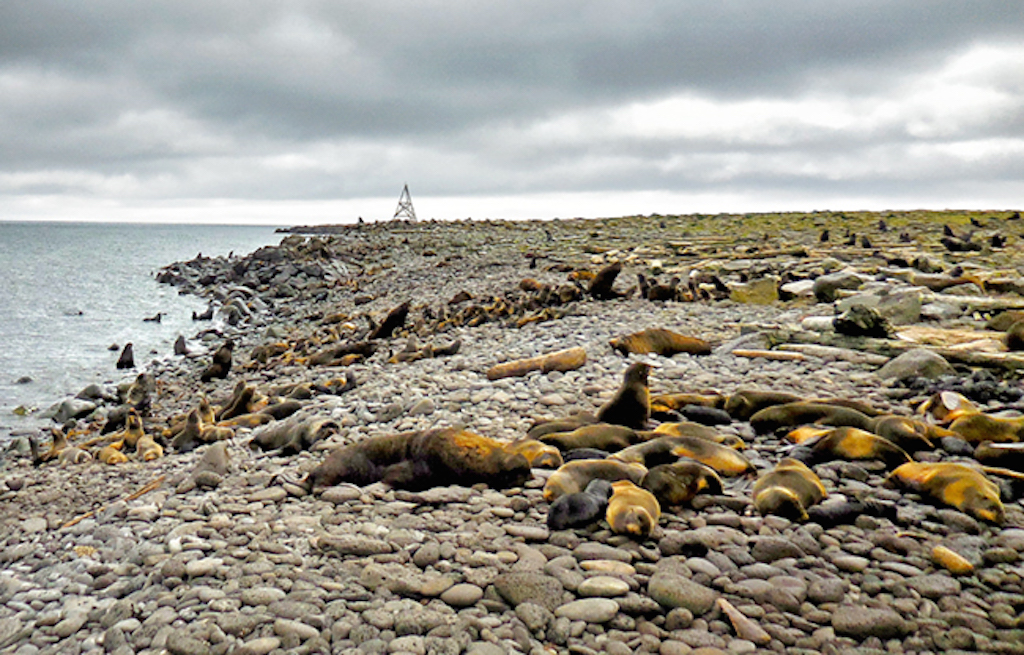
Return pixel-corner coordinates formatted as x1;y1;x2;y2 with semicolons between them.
1;2;1022;223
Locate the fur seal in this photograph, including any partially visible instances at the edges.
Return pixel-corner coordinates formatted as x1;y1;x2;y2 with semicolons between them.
792;427;911;468
97;441;129;465
526;411;599;439
218;382;255;420
172;408;234;453
306;427;532;492
596;362;651;430
606;480;661;538
116;343;135;370
749;402;874;435
609;328;711;357
539;423;639;453
250;415;339;455
651;421;741;446
546;479;613;531
58;446;92;465
562;448;611;462
368;301;410;340
641;461;722;506
589;262;626;300
504;439;563;468
724;390;803;421
887;462;1005;524
543;459;648;501
200;340;235;382
29;428;67;466
216;413;274;429
753;458;827;521
870;415;947;451
650;392;726;414
918;391;978;424
136;433;164;461
610;435;754;476
120;410;145;449
974;441;1024;471
949;413;1024;444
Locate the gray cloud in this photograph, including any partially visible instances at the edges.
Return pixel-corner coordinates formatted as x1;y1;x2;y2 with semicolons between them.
1;1;1022;218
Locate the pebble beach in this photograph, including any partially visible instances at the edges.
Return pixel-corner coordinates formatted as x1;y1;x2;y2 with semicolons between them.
2;210;1024;655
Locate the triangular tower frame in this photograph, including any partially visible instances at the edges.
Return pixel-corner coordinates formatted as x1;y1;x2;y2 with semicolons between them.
393;184;417;221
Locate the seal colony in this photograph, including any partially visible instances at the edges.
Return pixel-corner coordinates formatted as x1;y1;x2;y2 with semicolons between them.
3;209;1024;655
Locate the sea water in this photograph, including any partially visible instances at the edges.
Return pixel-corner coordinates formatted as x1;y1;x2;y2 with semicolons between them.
0;221;283;439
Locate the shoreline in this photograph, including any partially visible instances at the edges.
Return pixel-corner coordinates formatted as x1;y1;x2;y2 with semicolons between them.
2;210;1024;655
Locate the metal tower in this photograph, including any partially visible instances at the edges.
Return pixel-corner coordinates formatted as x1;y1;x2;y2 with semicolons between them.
393;184;417;221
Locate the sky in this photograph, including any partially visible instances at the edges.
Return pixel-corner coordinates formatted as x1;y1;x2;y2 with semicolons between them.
1;2;1022;224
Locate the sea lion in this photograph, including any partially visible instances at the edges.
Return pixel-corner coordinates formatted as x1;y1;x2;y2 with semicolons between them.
589;261;625;300
724;390;803;421
918;391;978;424
306;427;532;492
57;446;92;465
97;441;129;465
606;480;661;538
609;328;711;357
641;461;722;506
887;462;1005;524
610;435;754;476
949;413;1024;444
29;427;68;466
542;459;648;501
596;362;651;430
116;343;135;369
250;415;339;454
136;434;164;461
753;458;827;521
974;442;1024;471
650;392;726;413
368;301;410;340
792;427;911;468
504;439;563;468
749;402;874;435
539;423;639;453
200;339;235;382
526;411;599;439
546;479;614;531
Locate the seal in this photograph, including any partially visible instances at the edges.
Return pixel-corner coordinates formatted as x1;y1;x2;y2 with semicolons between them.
368;301;411;340
749;402;874;435
752;458;827;521
539;423;639;453
606;480;661;538
218;382;255;420
250;415;340;455
610;435;754;476
792;427;911;468
651;421;743;448
641;461;723;506
306;427;532;492
526;411;599;439
609;328;711;357
949;413;1024;444
724;390;802;421
974;441;1024;471
542;459;648;501
918;391;978;424
57;446;92;466
172;408;235;453
504;439;563;468
200;339;235;382
546;479;613;531
135;433;164;461
29;428;67;466
870;415;948;451
97;440;129;465
116;343;135;370
588;261;626;300
596;362;651;430
121;410;145;449
562;448;611;462
650;392;726;414
887;462;1005;523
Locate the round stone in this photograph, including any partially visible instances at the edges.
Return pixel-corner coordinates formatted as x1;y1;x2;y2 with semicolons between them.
554;598;619;623
440;583;483;607
577;576;629;598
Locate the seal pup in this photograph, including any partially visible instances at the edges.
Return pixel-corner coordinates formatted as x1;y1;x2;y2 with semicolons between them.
596;362;652;430
58;446;92;465
887;462;1005;524
724;390;803;421
200;340;235;382
136;433;164;461
650;392;726;413
641;461;722;506
609;329;711;357
792;427;911;468
949;413;1024;444
250;415;339;455
121;410;146;449
539;423;639;453
606;480;661;538
543;459;648;501
546;479;613;531
526;411;599;439
504;439;563;468
753;458;827;521
306;427;532;492
610;435;754;476
97;441;129;465
116;343;135;369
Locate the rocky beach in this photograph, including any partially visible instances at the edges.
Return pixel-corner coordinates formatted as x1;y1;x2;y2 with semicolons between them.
2;209;1024;655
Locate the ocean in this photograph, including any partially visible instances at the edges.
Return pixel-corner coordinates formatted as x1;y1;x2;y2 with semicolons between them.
0;222;284;440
